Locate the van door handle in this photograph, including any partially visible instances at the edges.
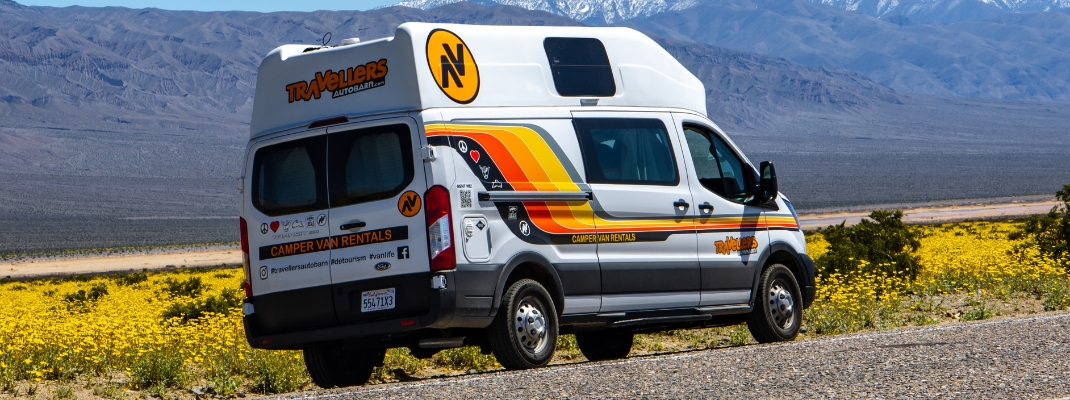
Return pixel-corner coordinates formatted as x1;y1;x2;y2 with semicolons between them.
340;221;366;231
673;200;690;209
698;203;714;213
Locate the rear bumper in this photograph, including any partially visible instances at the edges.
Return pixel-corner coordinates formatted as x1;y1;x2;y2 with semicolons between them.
244;268;498;350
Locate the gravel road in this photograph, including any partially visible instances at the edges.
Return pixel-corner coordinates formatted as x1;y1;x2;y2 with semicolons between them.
275;312;1070;399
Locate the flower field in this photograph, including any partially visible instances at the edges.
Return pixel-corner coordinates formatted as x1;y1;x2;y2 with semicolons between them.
0;220;1067;398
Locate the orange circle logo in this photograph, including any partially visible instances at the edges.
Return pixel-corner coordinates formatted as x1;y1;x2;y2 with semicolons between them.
426;29;479;104
398;190;422;217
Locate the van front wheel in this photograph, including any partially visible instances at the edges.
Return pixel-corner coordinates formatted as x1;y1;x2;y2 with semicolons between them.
303;344;384;388
486;279;559;369
746;264;803;343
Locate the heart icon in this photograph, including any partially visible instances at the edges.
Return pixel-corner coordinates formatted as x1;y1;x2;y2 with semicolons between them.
270;221;280;232
470;150;480;163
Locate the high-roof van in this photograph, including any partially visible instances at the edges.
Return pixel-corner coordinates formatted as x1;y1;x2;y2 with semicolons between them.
239;22;815;387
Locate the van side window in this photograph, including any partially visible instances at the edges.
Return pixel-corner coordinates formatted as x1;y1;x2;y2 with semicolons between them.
328;124;414;207
252;135;328;216
683;126;751;203
543;38;615;97
574;118;678;185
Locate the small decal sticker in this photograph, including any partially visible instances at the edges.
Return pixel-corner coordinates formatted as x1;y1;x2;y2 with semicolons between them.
519;220;530;236
479;165;490;180
476;220;486;230
270;221;280;233
398;190;422;217
306;216;316;227
260;223;269;234
397;246;410;259
470;150;480;163
457;140;468;153
259;266;268;280
492;180;503;189
375;262;391;271
459;189;473;209
508;206;518;220
317;213;327;226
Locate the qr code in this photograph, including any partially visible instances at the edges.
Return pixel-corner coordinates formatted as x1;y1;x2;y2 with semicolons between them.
460;189;473;209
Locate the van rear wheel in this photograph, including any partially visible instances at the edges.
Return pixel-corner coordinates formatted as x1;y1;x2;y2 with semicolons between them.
486;279;559;369
746;264;803;343
575;330;633;361
303;344;384;388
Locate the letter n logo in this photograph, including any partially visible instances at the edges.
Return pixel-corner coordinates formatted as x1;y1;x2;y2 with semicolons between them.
397;190;422;217
426;29;480;104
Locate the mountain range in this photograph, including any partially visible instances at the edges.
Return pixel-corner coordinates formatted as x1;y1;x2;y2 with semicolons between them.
1;0;1069;252
395;0;1070;24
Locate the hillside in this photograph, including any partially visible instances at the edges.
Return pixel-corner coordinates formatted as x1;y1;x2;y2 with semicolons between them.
0;0;1068;252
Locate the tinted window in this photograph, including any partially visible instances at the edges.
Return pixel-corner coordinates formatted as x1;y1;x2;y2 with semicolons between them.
544;38;615;97
574;118;678;185
328;124;414;207
252;135;328;216
683;126;751;203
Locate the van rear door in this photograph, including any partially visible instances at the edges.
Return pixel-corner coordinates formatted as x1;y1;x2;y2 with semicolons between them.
246;129;336;333
325;119;431;324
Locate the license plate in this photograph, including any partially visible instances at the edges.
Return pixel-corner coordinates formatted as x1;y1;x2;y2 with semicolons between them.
360;288;396;313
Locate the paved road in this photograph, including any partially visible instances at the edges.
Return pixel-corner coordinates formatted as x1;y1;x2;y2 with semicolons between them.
277;312;1070;399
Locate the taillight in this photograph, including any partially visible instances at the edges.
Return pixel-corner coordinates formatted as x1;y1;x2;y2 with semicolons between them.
424;185;455;271
239;217;252;297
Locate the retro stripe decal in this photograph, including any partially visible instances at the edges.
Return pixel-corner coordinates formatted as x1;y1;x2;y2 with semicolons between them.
426;123;799;242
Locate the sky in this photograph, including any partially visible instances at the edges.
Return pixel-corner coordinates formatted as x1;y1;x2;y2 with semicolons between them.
15;0;400;12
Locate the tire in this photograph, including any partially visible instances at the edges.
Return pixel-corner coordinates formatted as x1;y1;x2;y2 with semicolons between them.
746;264;803;343
303;344;385;388
575;330;633;361
486;279;559;369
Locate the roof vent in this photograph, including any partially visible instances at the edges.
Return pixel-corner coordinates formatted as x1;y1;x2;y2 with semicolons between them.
341;38;360;46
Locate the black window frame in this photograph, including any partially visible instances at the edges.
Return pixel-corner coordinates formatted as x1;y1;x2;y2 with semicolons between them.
543;37;616;97
251;134;329;217
327;123;415;208
573;118;680;186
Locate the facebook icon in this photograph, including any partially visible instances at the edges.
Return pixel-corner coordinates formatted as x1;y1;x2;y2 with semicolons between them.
397;246;410;260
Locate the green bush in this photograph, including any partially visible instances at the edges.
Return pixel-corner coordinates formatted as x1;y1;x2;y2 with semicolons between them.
1010;184;1070;270
161;289;242;323
248;351;307;394
111;272;148;286
63;283;108;303
815;209;923;282
162;277;207;298
130;351;189;389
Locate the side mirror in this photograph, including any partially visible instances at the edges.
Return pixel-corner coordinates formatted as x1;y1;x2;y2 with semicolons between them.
757;161;778;206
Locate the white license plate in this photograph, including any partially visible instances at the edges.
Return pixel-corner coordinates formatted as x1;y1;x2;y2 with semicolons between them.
360;288;396;313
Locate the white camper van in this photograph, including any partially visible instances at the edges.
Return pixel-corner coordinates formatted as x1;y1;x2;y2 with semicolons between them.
239;22;815;387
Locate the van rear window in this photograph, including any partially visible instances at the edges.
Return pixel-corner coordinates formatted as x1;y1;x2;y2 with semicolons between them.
252;135;328;217
544;38;615;97
328;124;414;207
574;118;678;186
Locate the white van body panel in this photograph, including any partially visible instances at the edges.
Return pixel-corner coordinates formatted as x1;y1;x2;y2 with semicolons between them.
249;23;705;138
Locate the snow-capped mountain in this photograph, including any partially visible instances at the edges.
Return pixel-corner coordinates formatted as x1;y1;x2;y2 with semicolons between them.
391;0;697;25
392;0;1070;24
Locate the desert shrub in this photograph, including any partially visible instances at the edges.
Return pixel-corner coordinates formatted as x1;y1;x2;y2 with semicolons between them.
63;283;108;304
111;272;148;286
162;289;242;323
815;209;923;283
162;277;206;297
248;351;307;394
1010;184;1070;270
130;350;189;389
432;346;499;372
